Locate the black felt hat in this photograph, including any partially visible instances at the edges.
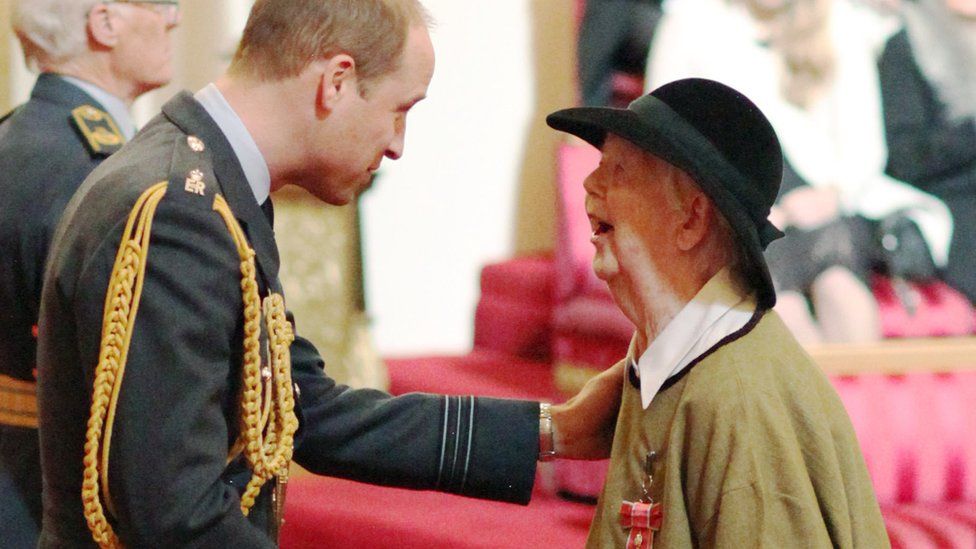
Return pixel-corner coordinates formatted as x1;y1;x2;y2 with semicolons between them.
546;77;785;308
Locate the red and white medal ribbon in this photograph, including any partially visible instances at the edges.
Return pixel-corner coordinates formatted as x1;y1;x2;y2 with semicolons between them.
619;500;663;549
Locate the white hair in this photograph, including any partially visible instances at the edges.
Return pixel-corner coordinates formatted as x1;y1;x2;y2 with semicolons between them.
655;158;752;294
11;0;100;70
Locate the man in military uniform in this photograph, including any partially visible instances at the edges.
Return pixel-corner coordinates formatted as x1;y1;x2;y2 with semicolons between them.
36;1;622;546
0;2;180;546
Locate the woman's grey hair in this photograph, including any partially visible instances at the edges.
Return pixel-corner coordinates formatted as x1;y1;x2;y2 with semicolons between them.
11;0;100;71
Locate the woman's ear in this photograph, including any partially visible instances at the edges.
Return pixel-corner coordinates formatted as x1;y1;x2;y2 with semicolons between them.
318;54;358;112
87;3;119;49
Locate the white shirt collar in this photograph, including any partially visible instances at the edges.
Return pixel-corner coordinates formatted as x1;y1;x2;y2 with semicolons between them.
630;267;757;409
194;83;272;206
59;75;137;140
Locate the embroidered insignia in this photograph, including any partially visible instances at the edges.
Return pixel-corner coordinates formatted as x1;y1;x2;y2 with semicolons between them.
184;169;206;196
70;105;125;156
187;135;205;152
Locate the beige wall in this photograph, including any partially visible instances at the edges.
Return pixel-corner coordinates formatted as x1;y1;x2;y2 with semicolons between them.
133;0;252;122
514;0;577;254
1;1;47;109
1;0;7;112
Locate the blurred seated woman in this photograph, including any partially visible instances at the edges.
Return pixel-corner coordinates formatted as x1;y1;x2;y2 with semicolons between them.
646;0;953;344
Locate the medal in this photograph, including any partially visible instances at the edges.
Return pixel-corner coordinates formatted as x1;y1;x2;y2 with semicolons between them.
619;451;663;549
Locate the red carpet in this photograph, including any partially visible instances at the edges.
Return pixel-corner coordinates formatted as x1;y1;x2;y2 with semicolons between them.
281;475;594;548
280;351;592;548
386;350;560;400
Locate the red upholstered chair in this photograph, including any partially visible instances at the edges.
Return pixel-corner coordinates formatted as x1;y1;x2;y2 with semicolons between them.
872;276;976;338
474;255;555;362
833;371;976;548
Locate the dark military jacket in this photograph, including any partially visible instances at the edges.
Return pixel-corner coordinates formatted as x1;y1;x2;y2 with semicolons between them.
0;73;127;548
0;73;125;384
37;92;539;548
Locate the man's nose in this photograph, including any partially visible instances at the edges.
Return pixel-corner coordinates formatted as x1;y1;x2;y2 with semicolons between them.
385;120;406;160
166;5;182;28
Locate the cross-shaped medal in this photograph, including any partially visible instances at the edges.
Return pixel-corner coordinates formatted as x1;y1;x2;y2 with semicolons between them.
619;451;663;549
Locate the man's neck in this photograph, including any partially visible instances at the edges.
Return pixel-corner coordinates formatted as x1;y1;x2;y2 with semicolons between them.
215;73;311;193
47;58;139;106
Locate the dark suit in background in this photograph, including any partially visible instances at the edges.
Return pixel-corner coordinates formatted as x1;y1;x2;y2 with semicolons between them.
879;28;976;303
577;0;662;107
0;73;126;549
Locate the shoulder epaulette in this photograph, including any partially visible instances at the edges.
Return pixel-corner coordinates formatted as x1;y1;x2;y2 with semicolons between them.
70;104;125;157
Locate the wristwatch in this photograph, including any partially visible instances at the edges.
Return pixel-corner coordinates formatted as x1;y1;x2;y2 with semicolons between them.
538;402;556;461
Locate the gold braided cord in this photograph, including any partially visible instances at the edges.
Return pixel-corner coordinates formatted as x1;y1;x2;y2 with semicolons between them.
83;182;168;549
81;187;298;549
212;194;298;516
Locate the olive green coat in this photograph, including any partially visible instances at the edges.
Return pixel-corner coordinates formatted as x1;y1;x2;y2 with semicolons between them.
588;311;889;548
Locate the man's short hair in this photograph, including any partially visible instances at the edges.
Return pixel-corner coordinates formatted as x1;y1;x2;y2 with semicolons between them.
229;0;432;88
11;0;100;71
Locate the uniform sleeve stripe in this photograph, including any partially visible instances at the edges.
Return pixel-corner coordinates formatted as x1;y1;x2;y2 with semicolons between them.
436;395;450;489
460;396;475;492
450;396;462;486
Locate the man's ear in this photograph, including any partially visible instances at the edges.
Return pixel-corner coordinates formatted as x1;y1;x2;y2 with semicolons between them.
87;3;119;49
675;192;712;251
318;54;358;112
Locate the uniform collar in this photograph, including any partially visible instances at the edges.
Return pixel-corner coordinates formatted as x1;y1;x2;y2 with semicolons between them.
629;267;757;409
160;91;280;289
58;75;136;140
194;83;272;207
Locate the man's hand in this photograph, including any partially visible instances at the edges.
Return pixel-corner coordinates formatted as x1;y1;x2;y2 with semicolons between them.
549;360;625;460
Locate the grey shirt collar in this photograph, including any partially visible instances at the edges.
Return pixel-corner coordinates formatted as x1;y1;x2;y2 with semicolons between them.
193;83;272;206
59;75;137;140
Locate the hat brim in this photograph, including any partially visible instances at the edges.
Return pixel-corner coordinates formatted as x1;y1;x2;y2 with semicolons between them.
546;104;779;309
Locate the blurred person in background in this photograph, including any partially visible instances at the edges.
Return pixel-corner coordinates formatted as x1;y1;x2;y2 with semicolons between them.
577;0;663;107
0;1;179;546
645;0;952;344
880;0;976;304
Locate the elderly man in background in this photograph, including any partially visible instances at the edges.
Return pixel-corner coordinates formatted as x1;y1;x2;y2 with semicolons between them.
0;1;180;546
547;78;889;546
